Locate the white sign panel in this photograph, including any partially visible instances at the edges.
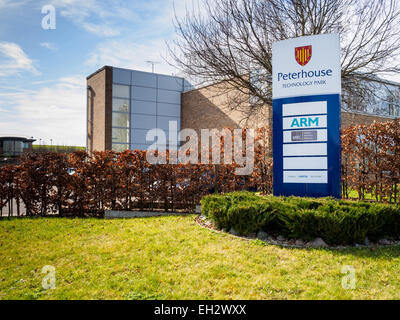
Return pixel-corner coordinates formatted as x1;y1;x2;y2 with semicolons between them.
283;157;328;170
283;143;327;156
283;171;328;184
272;34;341;99
282;101;327;116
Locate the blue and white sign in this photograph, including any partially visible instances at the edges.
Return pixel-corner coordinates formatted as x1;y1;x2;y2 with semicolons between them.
272;34;341;198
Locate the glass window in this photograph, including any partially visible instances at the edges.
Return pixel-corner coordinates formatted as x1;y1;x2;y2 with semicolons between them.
112;98;129;112
112;112;129;128
14;141;23;154
3;140;13;156
112;128;129;143
112;84;130;99
112;143;129;152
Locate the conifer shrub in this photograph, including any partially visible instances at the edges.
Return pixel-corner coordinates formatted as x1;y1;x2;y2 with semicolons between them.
201;192;400;245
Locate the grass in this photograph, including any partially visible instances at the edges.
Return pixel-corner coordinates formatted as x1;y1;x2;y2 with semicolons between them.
346;187;400;202
347;189;375;200
1;216;400;300
32;145;85;152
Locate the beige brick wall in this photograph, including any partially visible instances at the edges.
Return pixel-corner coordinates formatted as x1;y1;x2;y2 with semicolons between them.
341;111;396;128
182;82;397;132
87;66;112;153
181;82;270;134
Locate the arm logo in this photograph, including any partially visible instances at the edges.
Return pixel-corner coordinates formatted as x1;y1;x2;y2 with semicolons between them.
295;45;312;66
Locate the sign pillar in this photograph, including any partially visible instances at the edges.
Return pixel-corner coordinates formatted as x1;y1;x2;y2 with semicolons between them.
272;34;341;198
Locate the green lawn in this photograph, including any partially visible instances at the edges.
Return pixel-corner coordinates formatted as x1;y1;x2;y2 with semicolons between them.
32;145;85;152
1;216;400;300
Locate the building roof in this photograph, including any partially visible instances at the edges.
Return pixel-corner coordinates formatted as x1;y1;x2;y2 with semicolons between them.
86;65;186;81
86;65;112;80
0;136;36;143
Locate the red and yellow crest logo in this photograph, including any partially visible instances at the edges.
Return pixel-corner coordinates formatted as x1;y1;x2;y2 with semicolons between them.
295;45;312;66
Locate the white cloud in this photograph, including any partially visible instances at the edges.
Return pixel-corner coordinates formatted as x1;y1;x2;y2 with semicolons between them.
0;0;30;9
0;75;86;146
86;39;180;75
50;0;136;37
40;42;58;51
0;42;39;76
82;22;120;37
83;0;208;77
49;0;198;38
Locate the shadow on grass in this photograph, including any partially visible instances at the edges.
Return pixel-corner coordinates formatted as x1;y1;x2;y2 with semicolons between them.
252;239;400;259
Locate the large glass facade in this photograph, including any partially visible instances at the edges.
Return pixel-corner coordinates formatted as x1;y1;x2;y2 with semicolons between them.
112;98;129;112
3;141;15;156
112;128;129;144
112;84;130;152
0;139;28;157
112;84;130;99
111;143;129;152
112;112;129;128
112;68;184;151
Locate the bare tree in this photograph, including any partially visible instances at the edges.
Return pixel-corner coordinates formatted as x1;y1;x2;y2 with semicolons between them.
169;0;400;121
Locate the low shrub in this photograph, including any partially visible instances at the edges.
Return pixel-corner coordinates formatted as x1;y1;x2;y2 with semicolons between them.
201;192;400;245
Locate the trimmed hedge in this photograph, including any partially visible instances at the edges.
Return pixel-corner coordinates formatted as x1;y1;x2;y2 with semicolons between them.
200;192;400;245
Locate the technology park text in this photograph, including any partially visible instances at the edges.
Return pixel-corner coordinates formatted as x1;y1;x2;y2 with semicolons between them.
278;68;334;89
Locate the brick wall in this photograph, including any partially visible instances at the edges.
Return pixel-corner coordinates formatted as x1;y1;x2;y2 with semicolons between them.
341;111;396;128
87;66;112;153
182;82;397;132
181;81;270;134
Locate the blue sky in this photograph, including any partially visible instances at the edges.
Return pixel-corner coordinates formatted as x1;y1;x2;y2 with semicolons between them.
0;0;195;146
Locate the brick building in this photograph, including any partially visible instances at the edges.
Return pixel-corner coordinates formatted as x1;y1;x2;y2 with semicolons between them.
87;66;399;153
87;66;186;153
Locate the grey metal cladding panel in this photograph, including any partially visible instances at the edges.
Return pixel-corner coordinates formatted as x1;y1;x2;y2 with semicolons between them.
157;103;180;117
131;71;157;88
130;143;150;151
131;114;157;130
131;129;151;145
147;128;168;146
157;116;181;131
113;68;131;85
131;129;169;146
183;79;195;92
131;86;157;102
131;100;156;115
157;89;181;104
157;75;183;91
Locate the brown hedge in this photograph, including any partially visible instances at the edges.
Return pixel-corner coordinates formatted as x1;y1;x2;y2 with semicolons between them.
1;120;399;218
342;119;400;202
0;128;272;217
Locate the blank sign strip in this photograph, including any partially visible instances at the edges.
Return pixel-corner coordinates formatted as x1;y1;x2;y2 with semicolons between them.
282;101;327;117
283;171;328;184
283;143;327;156
283;129;327;143
283;115;327;130
283;157;327;170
